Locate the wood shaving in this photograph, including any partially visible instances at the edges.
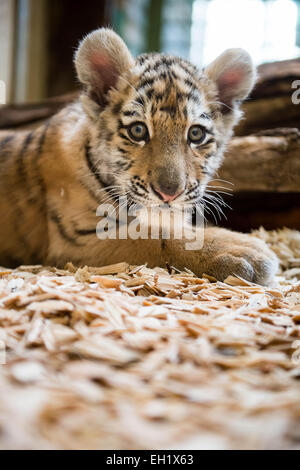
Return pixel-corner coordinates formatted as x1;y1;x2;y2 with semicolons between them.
0;228;300;449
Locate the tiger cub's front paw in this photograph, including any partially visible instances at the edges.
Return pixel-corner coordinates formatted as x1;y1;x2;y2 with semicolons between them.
206;238;278;285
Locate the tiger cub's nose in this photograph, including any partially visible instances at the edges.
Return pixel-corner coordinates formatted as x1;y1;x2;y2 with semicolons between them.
151;169;185;202
152;180;184;202
156;190;183;202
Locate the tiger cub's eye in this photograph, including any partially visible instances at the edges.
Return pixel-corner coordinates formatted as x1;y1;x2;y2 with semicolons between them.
188;125;206;144
128;122;149;142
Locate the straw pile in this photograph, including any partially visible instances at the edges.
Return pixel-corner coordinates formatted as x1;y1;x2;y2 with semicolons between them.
0;228;300;450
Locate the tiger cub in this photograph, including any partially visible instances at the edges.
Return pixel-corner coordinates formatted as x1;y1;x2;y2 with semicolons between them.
0;28;278;284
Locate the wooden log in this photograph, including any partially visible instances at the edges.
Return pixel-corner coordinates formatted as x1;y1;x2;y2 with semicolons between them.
236;95;300;135
0;91;79;129
211;128;300;231
236;58;300;135
219;128;300;193
251;58;300;99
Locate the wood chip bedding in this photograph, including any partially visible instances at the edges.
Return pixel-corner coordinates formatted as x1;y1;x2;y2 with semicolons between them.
0;228;300;450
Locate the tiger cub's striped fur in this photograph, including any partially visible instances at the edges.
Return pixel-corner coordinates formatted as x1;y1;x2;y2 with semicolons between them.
0;29;278;284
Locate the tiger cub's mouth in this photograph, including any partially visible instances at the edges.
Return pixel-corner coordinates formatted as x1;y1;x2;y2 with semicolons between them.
125;182;203;213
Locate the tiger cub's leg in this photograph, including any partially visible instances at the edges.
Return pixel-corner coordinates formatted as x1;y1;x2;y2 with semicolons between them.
166;227;278;285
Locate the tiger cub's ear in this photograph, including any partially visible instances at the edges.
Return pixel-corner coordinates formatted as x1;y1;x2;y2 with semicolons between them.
75;28;134;110
205;48;256;114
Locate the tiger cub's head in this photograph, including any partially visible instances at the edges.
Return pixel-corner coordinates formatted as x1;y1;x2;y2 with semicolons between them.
75;28;255;208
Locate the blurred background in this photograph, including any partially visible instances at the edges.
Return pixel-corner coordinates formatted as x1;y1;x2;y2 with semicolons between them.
1;0;300;104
